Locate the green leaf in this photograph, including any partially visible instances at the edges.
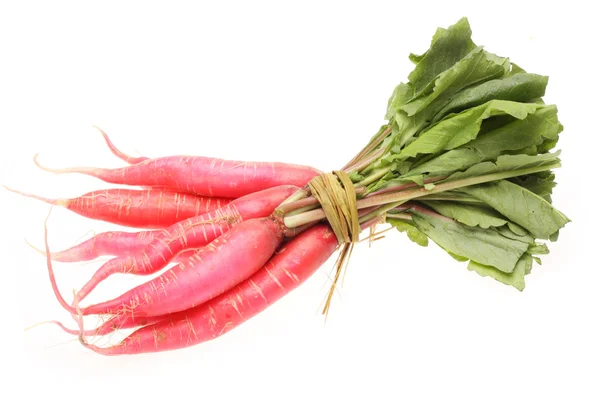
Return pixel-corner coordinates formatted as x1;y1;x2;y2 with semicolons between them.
408;27;451;65
405;105;561;177
538;137;559;153
385;83;413;120
348;170;365;183
388;110;429;152
421;201;508;229
507;62;527;76
507;222;530;237
467;254;533;291
528;243;549;255
444;151;561;182
388;218;429;247
411;211;530;273
397;100;540;160
432;73;548;123
402;47;509;117
494;225;534;244
477;113;523;136
407;17;476;98
448;252;470;262
383;20;508;152
460;179;570;240
510;172;557;203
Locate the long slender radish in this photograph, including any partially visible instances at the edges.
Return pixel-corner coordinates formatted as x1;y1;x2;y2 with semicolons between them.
95;125;149;165
45;230;157;262
73;185;298;302
63;228;332;339
47;247;243;337
41;231;199;263
5;186;232;229
79;224;338;355
49;216;287;319
34;153;320;198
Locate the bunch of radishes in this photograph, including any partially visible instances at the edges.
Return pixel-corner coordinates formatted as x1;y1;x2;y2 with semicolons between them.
16;17;571;356
15;127;341;355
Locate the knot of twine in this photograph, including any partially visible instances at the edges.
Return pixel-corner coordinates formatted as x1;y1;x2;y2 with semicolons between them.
308;170;360;245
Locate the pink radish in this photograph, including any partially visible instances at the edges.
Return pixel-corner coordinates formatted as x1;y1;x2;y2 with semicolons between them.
78;224;338;355
34;153;319;198
72;185;298;302
4;186;232;229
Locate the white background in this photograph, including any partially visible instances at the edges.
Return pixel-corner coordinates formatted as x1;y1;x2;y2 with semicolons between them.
1;1;598;399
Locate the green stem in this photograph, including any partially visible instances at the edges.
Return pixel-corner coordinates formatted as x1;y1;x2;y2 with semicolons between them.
345;147;385;174
385;213;412;221
417;195;483;204
286;204;320;217
342;125;391;170
275;189;309;215
358;163;560;209
283;163;559;228
356;166;392;187
357;201;406;224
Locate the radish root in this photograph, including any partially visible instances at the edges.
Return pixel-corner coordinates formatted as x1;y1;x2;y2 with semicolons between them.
24;319;80;335
93;125;149;165
33;153;97;176
3;185;68;207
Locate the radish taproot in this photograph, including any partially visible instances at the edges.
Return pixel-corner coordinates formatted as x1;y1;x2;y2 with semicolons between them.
79;224;338;355
5;186;232;229
45;230;157;262
34;153;320;198
72;185;299;302
48;216;287;319
43;232;200;263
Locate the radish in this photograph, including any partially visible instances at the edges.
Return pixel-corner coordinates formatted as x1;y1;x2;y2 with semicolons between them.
43;230;157;262
78;224;338;355
34;153;320;198
48;216;287;319
71;185;298;302
5;186;232;229
42;231;201;263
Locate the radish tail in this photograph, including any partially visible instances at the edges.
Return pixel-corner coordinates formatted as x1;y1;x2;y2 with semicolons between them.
3;185;66;207
93;125;149;164
33;154;100;177
43;209;78;316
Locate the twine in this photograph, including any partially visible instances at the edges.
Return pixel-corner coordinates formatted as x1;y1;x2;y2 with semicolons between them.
308;170;360;245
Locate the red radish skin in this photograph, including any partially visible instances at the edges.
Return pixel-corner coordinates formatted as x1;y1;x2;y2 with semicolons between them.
83;217;285;317
34;153;320;198
49;217;286;319
45;232;199;263
4;186;232;229
89;313;164;335
96;125;170;191
81;224;338;355
73;185;298;302
47;230;157;262
170;249;201;263
95;125;149;165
